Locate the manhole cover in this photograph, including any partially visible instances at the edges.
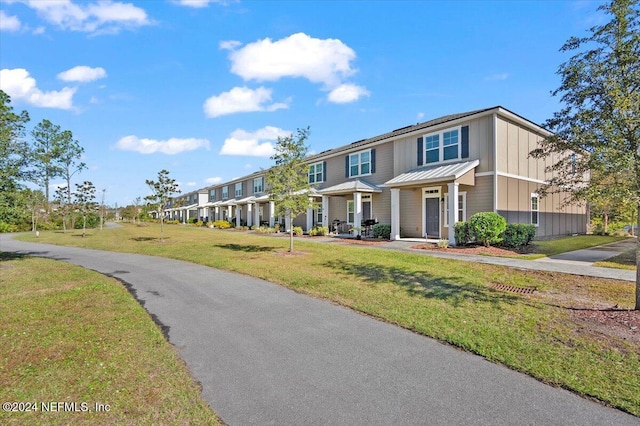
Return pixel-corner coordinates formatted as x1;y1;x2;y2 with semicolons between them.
490;283;536;294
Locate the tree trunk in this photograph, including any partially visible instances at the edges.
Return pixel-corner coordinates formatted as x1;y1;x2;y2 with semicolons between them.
603;212;609;234
160;215;164;242
289;227;294;252
635;203;639;310
82;214;86;237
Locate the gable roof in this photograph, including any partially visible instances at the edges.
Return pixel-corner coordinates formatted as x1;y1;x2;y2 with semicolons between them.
383;160;480;187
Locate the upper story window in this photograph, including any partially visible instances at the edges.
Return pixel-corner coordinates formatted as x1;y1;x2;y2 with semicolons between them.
222;186;229;200
349;150;371;177
253;177;263;194
235;182;243;198
418;125;469;166
209;189;216;202
308;162;324;184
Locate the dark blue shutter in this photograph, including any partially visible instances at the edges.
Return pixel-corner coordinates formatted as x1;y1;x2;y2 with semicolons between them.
461;126;469;159
417;137;423;166
370;149;376;173
322;161;327;182
345;156;349;178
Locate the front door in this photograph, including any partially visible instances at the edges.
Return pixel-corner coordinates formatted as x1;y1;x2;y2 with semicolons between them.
425;198;439;238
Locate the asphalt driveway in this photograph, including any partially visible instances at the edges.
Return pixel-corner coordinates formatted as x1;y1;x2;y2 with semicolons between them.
1;234;638;425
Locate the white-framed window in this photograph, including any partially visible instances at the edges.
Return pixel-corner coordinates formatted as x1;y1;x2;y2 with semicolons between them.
444;192;467;227
253;177;263;194
308;162;324;183
423;126;461;164
235;182;243;198
222;186;229;200
347;200;355;224
531;193;539;227
209;189;216;202
316;206;323;224
349;149;371;177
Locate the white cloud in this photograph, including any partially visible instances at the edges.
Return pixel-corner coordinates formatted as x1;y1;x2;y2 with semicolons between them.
485;73;509;81
203;86;289;118
21;0;152;34
115;135;210;155
0;11;21;32
417;112;425;120
205;176;222;184
57;65;107;82
185;181;197;187
227;32;357;87
327;83;370;104
220;126;291;157
219;39;241;50
0;68;76;109
172;0;221;8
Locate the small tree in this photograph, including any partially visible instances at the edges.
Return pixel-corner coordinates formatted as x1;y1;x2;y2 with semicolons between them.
145;169;180;242
266;127;315;252
54;185;71;233
73;181;97;237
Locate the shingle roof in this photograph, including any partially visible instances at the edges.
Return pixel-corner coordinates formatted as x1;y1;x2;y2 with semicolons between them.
383;160;480;187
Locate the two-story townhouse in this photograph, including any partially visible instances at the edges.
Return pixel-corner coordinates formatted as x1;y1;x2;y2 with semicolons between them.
166;106;586;243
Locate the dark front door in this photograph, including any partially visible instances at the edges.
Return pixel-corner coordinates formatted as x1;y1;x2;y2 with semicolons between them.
425;198;439;238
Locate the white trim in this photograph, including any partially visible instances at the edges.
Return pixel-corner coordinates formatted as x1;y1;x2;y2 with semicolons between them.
423;125;462;165
492;113;498;213
474;171;495;177
444;191;467;227
421;186;441;239
348;149;373;178
531;192;539;227
308;161;325;184
497;171;545;185
347;199;355;225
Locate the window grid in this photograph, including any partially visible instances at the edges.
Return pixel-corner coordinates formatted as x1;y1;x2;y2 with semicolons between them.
235;183;242;198
531;194;539;227
349;150;372;177
222;186;229;200
423;126;462;164
309;162;324;183
253;177;263;194
444;192;466;227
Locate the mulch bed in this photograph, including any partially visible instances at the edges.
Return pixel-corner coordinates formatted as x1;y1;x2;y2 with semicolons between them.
410;243;526;256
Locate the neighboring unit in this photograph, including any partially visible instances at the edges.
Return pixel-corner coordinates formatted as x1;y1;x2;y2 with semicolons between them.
167;106;587;244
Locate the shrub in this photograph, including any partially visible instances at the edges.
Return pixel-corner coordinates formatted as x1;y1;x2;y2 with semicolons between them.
0;221;17;233
255;226;276;234
372;224;391;239
468;212;507;247
194;221;204;227
501;223;536;248
454;221;472;246
309;225;329;236
437;239;449;248
292;226;304;236
212;220;232;229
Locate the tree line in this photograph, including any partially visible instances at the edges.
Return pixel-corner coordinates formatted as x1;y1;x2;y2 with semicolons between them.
0;90;98;235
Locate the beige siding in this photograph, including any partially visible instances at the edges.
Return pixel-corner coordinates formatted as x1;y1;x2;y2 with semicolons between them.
399;188;424;238
463;176;493;217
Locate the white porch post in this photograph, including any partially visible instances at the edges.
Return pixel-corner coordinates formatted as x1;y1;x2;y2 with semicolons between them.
247;203;253;227
306;197;313;233
321;195;329;228
391;188;400;240
235;205;241;227
269;201;275;227
253;203;260;228
227;205;232;222
353;192;362;236
448;182;459;245
214;206;219;221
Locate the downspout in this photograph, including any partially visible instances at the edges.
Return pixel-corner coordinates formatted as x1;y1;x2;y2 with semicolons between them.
493;112;498;213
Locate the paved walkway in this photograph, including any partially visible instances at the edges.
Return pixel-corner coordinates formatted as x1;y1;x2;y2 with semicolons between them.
299;236;637;282
1;234;638;425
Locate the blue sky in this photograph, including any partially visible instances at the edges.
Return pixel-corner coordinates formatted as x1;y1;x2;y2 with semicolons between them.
0;0;605;207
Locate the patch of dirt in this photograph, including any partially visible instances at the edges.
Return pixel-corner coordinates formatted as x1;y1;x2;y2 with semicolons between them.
411;243;525;256
570;309;640;347
337;238;388;246
272;250;309;257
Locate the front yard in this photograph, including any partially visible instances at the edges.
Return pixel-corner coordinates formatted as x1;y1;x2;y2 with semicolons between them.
15;224;640;416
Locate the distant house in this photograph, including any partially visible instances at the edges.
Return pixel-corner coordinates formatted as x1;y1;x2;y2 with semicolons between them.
168;106;586;243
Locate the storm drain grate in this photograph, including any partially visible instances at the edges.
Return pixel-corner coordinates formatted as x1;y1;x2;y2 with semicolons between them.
490;283;536;294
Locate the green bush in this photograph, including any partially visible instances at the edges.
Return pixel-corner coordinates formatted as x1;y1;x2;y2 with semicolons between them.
194;220;204;227
500;223;536;248
292;226;304;236
255;226;276;234
0;221;18;233
212;220;232;229
454;221;472;246
468;212;507;247
372;224;391;239
437;239;450;248
74;213;99;229
309;225;329;236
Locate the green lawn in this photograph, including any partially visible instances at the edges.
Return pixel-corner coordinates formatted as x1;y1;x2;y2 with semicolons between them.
531;234;628;257
0;252;222;426
594;249;637;270
15;224;640;416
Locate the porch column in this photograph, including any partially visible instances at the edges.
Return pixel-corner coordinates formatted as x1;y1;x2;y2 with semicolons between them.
247;203;253;227
448;182;459;245
214;206;219;221
306;197;313;233
253;203;260;228
227;205;232;222
353;192;362;236
391;188;400;240
235;205;241;227
269;201;275;227
321;195;329;228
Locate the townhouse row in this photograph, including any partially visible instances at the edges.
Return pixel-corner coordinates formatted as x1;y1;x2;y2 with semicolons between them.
164;106;587;243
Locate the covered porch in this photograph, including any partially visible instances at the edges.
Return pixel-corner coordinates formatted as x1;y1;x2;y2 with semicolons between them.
383;160;479;244
318;179;382;236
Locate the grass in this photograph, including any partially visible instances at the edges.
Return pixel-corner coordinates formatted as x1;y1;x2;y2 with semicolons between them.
530;234;628;257
15;224;640;416
594;249;637;270
0;252;222;426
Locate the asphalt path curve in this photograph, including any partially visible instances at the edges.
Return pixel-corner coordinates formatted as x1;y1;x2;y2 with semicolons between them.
1;234;638;425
